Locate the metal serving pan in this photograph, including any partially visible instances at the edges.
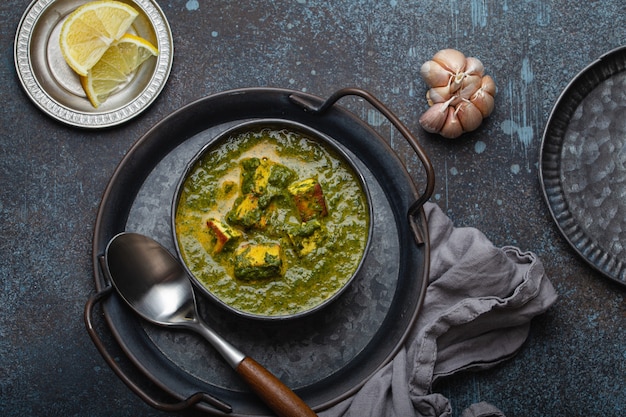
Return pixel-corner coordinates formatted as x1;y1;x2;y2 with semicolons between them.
85;87;435;415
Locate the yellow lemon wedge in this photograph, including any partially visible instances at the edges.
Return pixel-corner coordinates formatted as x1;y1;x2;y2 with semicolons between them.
59;1;139;76
80;34;159;108
110;33;159;73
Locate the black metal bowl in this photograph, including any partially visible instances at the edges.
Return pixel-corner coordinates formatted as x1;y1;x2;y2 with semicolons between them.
171;119;374;320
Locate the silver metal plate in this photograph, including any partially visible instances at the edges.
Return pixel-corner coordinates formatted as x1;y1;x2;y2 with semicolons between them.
14;0;173;128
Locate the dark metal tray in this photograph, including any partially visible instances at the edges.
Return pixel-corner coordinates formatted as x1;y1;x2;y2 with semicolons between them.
86;87;434;415
540;46;626;287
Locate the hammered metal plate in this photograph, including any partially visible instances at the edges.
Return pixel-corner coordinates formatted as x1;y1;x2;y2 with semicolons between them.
540;45;626;286
14;0;173;128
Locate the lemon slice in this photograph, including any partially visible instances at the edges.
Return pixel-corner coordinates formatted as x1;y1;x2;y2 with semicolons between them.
80;34;159;107
60;1;139;76
111;33;159;73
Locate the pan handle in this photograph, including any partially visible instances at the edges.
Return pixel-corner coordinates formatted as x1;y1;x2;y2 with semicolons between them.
289;87;435;244
84;278;232;414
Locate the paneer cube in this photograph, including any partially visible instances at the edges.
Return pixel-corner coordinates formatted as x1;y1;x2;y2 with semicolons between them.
252;159;296;206
288;178;328;222
206;218;241;253
287;220;323;256
252;158;273;195
233;243;283;281
227;194;263;228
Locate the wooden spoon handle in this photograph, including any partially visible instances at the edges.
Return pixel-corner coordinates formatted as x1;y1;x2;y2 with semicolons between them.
235;357;318;417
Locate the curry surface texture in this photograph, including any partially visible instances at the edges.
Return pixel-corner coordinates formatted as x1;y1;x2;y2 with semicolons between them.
175;126;370;317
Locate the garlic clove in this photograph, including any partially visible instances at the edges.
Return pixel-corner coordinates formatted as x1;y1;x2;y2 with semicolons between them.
419;101;449;133
471;88;495;117
479;75;496;96
440;106;464;139
433;49;467;74
464;57;484;77
456;100;483;132
470;75;496;117
457;74;482;99
449;72;466;93
420;60;453;88
426;85;453;106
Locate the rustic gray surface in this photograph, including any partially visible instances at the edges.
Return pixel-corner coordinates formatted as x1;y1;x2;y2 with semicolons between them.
1;1;624;416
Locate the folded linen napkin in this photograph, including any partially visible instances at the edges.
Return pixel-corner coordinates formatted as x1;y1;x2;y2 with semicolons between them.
321;202;558;417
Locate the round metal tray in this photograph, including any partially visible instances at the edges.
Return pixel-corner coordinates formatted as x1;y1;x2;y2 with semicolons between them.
540;45;626;287
14;0;173;128
88;88;433;415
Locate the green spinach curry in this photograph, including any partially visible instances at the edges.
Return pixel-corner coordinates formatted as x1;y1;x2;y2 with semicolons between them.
175;126;370;317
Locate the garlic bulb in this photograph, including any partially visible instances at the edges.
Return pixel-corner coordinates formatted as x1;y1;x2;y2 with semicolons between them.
418;48;496;139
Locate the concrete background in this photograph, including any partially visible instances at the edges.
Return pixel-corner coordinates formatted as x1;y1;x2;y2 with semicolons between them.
1;1;624;416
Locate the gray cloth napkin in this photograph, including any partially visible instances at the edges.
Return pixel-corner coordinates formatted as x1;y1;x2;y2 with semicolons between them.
321;202;558;417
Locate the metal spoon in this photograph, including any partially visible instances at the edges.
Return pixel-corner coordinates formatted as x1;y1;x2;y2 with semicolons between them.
105;232;317;417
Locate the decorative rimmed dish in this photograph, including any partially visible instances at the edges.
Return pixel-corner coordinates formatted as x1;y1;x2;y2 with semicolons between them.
172;119;374;320
540;45;626;287
14;0;173;128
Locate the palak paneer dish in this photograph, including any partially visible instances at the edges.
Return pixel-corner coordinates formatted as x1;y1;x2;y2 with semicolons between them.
174;125;370;317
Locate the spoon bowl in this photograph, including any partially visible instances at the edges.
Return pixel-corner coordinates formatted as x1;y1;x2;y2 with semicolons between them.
106;235;196;326
105;232;317;417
